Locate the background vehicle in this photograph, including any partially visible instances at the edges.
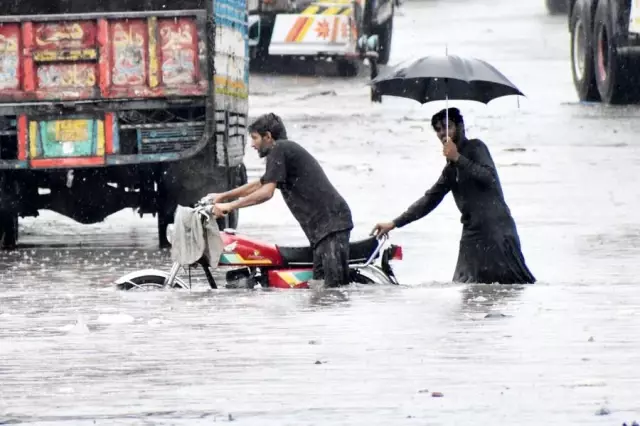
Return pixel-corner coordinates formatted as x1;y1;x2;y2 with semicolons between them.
248;0;394;76
547;0;569;14
0;0;250;250
114;200;403;290
569;0;640;104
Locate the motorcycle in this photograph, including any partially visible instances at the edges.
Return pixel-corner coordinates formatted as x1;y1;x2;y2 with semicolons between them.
114;199;403;291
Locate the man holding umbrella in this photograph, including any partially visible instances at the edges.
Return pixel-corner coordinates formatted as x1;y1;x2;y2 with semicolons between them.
372;107;535;284
369;54;536;284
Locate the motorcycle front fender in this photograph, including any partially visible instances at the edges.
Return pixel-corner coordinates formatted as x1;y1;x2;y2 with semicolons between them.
114;269;190;290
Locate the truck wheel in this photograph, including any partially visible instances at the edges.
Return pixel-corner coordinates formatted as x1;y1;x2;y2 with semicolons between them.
593;0;635;104
216;209;239;231
0;212;18;250
545;0;568;15
570;0;600;102
337;59;359;77
158;212;172;249
375;17;393;65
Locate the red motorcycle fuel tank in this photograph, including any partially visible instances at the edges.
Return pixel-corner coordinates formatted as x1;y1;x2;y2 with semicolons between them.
219;231;284;266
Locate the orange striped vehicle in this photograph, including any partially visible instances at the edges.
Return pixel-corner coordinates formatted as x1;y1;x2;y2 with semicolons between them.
248;0;395;75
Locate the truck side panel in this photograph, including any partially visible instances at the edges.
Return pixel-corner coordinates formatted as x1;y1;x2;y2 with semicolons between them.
0;11;211;171
0;12;207;103
213;0;250;168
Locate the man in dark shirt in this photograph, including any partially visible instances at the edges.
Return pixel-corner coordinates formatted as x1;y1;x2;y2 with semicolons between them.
212;113;354;288
371;108;536;285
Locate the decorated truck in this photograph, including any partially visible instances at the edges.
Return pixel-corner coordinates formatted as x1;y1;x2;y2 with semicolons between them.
0;0;250;249
569;0;640;104
247;0;392;76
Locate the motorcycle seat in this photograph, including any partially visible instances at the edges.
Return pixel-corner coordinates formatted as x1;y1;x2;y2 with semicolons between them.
277;236;380;265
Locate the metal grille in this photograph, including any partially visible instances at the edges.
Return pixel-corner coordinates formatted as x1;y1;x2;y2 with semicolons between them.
215;110;247;167
136;122;206;154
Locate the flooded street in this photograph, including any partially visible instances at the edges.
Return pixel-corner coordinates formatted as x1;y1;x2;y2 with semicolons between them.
2;0;640;424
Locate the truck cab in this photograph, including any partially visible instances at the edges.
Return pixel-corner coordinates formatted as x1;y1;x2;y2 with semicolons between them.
0;0;249;249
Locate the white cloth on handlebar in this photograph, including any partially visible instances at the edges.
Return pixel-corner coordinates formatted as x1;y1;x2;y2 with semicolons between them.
171;205;223;268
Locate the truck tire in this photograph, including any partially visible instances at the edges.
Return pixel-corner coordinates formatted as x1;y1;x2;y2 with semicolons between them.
157;211;172;249
337;59;359;77
216;209;239;231
0;212;18;250
546;0;568;15
375;17;393;65
570;0;600;102
156;178;173;249
593;0;636;104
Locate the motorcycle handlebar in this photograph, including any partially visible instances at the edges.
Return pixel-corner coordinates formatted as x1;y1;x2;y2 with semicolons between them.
194;197;391;243
194;198;214;221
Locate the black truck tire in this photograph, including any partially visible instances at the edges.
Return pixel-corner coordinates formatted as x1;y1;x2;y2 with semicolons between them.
216;209;239;231
157;210;173;249
546;0;568;15
570;0;600;102
0;212;18;250
592;0;637;104
337;59;359;77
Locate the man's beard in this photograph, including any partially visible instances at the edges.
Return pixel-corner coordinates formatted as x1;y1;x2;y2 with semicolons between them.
258;145;272;158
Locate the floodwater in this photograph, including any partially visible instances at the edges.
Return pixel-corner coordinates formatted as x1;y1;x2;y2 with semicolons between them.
2;0;640;424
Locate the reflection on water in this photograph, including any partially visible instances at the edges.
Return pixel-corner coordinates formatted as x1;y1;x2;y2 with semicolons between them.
459;284;526;315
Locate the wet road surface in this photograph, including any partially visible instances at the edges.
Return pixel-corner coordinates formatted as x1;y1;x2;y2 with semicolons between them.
2;0;640;424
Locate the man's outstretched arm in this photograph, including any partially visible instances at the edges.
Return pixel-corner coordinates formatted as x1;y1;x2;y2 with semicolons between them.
217;180;263;202
393;170;452;228
213;182;277;217
230;183;277;209
372;169;452;237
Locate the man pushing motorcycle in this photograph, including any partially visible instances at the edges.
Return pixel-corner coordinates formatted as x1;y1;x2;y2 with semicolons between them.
209;113;354;288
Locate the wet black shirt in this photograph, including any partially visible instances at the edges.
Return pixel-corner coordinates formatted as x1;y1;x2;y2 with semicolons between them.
260;140;353;246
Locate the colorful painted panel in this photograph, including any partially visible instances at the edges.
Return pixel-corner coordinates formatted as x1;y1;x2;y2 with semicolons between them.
219;252;272;265
0;25;20;91
158;19;198;85
214;0;250;100
110;20;148;86
268;269;313;289
33;22;96;49
30;119;104;159
36;64;97;89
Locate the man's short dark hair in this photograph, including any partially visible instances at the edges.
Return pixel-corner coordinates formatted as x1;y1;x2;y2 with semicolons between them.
248;113;288;140
431;107;464;130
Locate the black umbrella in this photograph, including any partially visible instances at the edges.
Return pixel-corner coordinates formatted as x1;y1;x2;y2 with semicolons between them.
369;54;524;138
370;54;525;104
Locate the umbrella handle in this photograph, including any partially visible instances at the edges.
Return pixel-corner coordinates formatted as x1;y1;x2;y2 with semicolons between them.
443;78;449;142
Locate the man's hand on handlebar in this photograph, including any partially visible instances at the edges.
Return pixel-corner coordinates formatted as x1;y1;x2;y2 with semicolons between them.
212;202;233;218
371;221;396;238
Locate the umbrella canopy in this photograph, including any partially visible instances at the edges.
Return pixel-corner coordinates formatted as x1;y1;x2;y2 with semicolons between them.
370;54;525;104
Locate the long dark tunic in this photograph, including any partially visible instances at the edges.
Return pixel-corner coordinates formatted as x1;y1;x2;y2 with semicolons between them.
393;138;536;284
